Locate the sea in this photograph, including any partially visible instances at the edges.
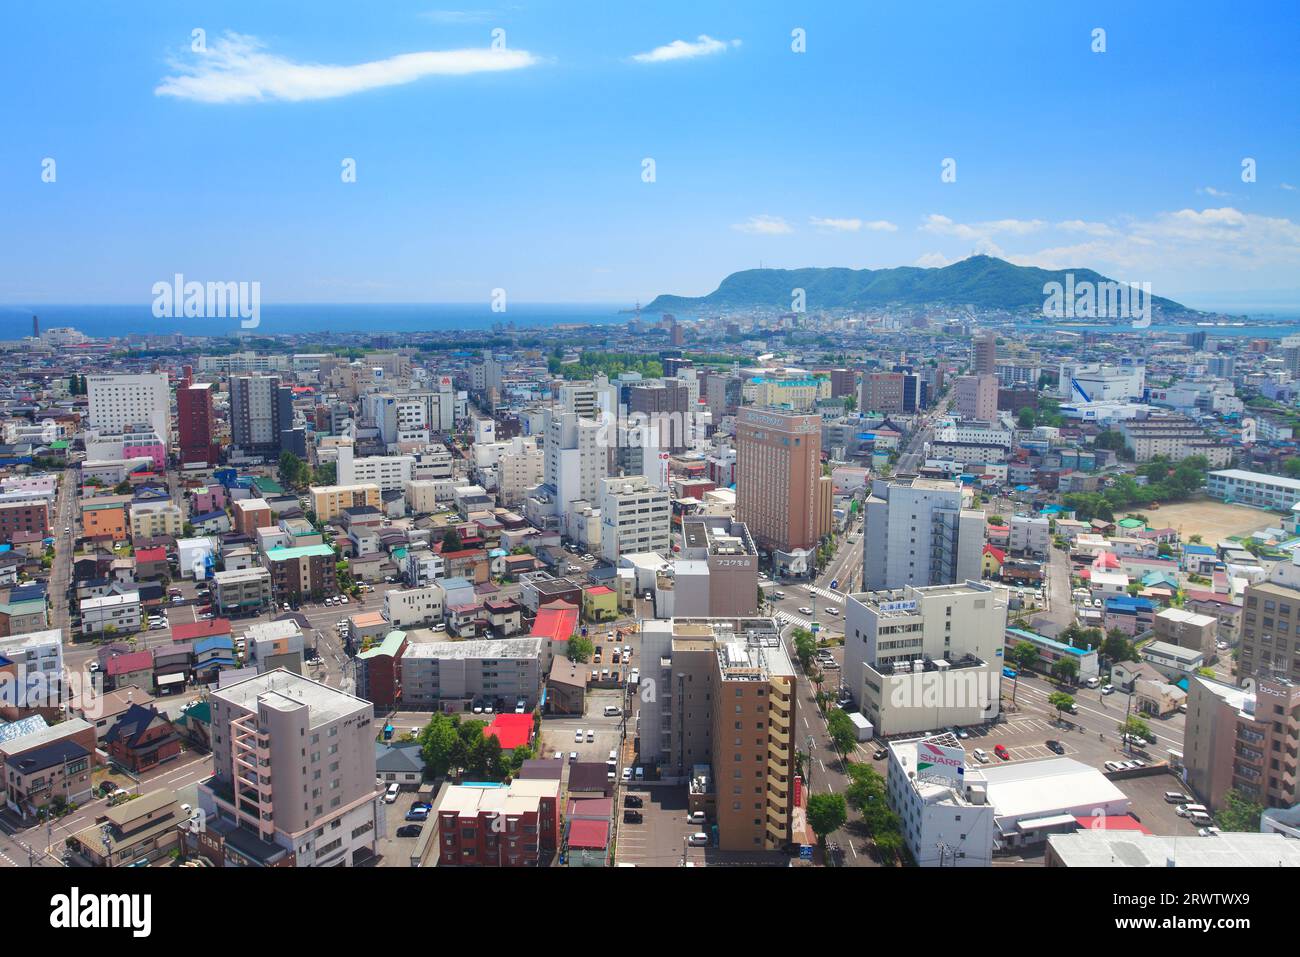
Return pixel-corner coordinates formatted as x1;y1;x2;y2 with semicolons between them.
0;303;629;340
1;302;1299;341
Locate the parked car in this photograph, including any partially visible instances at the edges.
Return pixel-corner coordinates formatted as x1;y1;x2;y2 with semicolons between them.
623;810;643;824
574;730;585;745
603;705;622;717
384;783;400;803
1101;684;1115;695
994;744;1010;760
1045;740;1065;755
396;824;422;838
688;832;709;847
405;806;429;822
972;748;990;764
569;751;578;762
622;767;633;782
1164;791;1191;804
872;748;888;761
624;795;643;808
585;729;595;742
688;811;707;825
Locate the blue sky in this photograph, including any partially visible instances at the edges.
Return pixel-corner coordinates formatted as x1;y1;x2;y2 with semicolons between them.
1;0;1298;311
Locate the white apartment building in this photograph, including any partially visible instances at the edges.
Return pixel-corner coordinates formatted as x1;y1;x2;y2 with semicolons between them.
844;581;1006;736
198;670;384;867
887;733;995;867
599;475;672;563
861;477;984;591
933;421;1012;447
336;446;413;492
405;549;445;586
1058;360;1145;403
86;373;169;441
80;591;142;636
384;583;446;629
1008;515;1050;558
527;410;608;526
0;630;63;711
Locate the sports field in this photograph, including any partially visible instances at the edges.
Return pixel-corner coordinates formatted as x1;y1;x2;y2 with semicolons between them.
1123;498;1281;543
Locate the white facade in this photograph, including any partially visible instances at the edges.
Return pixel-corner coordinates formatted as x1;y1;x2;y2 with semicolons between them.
80;591;142;636
599;475;672;563
861;477;984;591
337;446;413;492
844;581;1006;736
87;373;169;441
1009;516;1050;558
384;583;446;629
887;734;995;867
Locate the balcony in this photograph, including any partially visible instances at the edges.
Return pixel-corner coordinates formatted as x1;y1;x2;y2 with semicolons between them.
767;757;790;777
769;739;790;762
765;818;786;843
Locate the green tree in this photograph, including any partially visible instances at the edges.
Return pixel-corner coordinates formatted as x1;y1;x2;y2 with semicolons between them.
1016;406;1036;430
806;793;848;848
1051;656;1080;684
418;714;460;778
1118;715;1153;749
278;451;308;489
1008;640;1040;674
791;628;817;673
826;708;858;755
1216;788;1264;832
567;635;593;662
441;527;463;552
1047;690;1076;720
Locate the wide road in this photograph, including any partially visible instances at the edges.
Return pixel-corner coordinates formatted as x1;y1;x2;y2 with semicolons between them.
895;389;953;475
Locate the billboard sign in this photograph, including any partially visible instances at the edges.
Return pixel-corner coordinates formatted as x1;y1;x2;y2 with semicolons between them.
916;740;965;786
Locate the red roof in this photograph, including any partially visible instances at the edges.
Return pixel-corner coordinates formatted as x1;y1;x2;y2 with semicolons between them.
531;601;579;643
567;818;610;850
982;544;1006;563
105;650;154;676
171;619;232;642
483;713;533;751
585;585;614;597
135;546;167;562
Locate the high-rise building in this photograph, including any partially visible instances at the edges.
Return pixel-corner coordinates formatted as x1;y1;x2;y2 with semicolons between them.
954;374;998;422
735;408;827;561
861;476;985;591
972;332;997;376
627;380;691;453
636;617;796;851
830;368;857;399
87;373;170;441
229;375;294;455
544;410;607;511
1237;553;1300;685
860;371;921;413
843;581;1006;734
177;379;219;465
195;669;384;867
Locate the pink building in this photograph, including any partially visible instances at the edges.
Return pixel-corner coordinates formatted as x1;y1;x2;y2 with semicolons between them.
122;431;166;470
190;486;228;515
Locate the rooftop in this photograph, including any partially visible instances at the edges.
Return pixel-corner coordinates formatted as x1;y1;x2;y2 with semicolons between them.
1047;829;1300;867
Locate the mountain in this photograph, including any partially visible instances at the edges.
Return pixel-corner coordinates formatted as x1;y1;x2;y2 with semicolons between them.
643;255;1193;315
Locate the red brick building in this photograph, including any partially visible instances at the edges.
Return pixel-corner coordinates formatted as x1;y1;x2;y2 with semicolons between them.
433;779;559;867
104;703;182;773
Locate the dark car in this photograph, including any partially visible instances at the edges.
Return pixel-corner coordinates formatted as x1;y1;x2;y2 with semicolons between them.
623;810;643;824
1045;740;1065;755
623;795;643;808
405;807;430;822
872;748;888;761
396;824;422;838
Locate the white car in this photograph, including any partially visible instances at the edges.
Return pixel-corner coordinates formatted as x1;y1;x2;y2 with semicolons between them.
585;730;595;743
340;596;348;604
574;728;584;743
1100;684;1115;695
825;607;840;616
621;767;633;782
384;783;400;803
798;607;814;616
688;832;709;847
569;751;578;762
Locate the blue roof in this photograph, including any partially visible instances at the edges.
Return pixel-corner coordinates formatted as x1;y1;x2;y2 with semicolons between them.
1006;627;1092;657
195;635;234;652
1184;544;1215;555
1105;595;1154;612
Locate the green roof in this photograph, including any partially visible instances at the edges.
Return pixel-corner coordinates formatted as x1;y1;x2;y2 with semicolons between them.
357;630;406;660
252;477;285;495
266;544;336;561
1118;517;1146;529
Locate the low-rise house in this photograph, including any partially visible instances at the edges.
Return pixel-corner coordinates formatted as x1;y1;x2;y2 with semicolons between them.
69;789;184;867
104;703;182;773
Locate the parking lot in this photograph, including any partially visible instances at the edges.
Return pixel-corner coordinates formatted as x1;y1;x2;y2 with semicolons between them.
374;784;436;867
613;786;706;867
540;690;628;766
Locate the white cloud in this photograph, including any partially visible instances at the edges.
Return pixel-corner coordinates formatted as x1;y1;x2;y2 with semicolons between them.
631;35;740;64
914;252;952;268
809;217;897;233
732;214;792;235
155;32;540;103
1197;186;1234;198
1056;219;1116;237
919;214;1046;242
1282;183;1296;191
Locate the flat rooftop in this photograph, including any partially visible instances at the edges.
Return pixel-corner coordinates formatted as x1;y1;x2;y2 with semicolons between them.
1048;829;1300;867
212;668;370;727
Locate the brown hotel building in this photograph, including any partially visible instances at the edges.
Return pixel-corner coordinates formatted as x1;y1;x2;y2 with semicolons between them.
735;408;829;555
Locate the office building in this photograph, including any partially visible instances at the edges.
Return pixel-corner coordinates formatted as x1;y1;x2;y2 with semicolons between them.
886;733;994;866
398;637;544;710
196;669;383;867
972;333;997;376
954;374;998;423
861;476;984;591
1207;468;1300;511
264;544;338;602
844;581;1005;735
678;518;760;617
599;474;672;563
1238;552;1300;683
310;483;382;523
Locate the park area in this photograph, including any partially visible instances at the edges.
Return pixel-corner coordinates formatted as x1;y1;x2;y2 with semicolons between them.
1125;498;1281;543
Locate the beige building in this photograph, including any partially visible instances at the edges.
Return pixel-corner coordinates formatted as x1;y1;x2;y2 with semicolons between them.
1238;554;1300;684
954;374;998;422
71;788;184;866
1153;607;1218;660
310;483;381;523
129;501;184;541
196;669;383;867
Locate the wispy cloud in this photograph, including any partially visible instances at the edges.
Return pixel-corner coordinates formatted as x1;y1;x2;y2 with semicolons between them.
1197;186;1235;198
732;214;792;235
155;31;540;103
631;35;740;64
1282;183;1297;191
810;217;897;233
914;252;952;268
920;214;1047;241
420;9;499;24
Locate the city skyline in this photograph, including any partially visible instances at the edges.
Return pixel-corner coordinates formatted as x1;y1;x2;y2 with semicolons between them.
1;1;1298;314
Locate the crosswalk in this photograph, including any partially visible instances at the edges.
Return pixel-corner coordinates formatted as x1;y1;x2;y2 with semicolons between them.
804;584;845;604
775;610;813;630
